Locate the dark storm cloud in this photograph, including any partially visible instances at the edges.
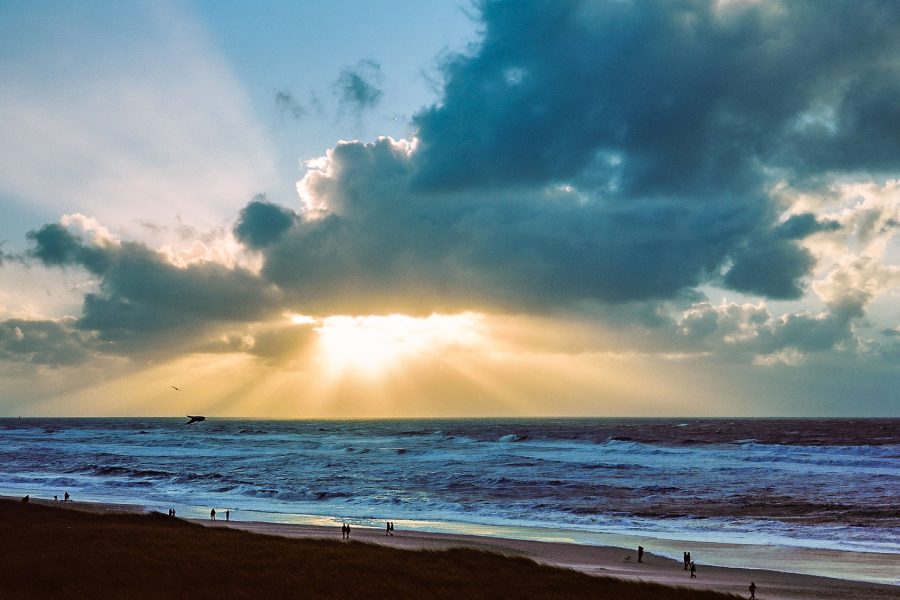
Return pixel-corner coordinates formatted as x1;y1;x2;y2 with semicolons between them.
412;0;900;194
776;214;841;241
723;238;815;299
0;318;95;366
723;215;840;298
239;0;900;313
233;196;298;249
26;224;283;354
26;224;109;271
257;137;759;312
334;59;384;111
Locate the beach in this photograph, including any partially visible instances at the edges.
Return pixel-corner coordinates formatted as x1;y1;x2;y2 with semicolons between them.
5;497;897;600
197;519;899;600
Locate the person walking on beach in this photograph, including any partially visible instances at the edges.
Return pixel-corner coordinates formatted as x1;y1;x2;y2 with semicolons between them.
749;581;757;599
689;561;696;578
341;523;346;539
683;552;688;569
637;545;644;563
64;491;70;501
346;523;351;539
225;509;230;521
389;522;394;536
210;508;216;521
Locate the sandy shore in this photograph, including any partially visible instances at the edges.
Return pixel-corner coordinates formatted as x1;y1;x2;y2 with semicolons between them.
191;518;897;600
11;497;897;600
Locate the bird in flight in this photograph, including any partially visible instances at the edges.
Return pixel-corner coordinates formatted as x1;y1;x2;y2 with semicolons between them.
185;415;206;425
171;385;180;391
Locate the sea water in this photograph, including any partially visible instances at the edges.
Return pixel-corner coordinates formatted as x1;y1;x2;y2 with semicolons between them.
2;418;897;581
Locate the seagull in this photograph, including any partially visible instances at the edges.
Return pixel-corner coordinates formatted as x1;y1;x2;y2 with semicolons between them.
171;386;180;391
185;415;206;425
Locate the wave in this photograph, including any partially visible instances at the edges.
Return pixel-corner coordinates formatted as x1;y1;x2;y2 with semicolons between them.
2;417;896;557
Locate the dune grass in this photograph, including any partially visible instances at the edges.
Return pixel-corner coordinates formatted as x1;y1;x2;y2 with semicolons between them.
1;499;739;599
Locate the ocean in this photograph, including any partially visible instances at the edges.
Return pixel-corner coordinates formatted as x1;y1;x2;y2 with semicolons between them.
2;418;897;582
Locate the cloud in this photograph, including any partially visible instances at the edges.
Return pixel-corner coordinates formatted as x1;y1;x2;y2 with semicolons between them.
246;323;317;364
675;300;856;363
233;196;298;249
8;0;900;383
25;220;283;356
275;89;306;120
256;136;764;313
723;236;816;299
231;0;900;315
721;214;841;298
0;318;95;366
334;59;384;112
412;1;900;194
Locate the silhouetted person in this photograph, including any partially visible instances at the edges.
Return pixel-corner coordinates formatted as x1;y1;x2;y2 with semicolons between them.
210;508;216;521
346;523;351;539
689;561;696;578
749;581;757;599
386;522;390;536
64;491;70;501
686;552;692;570
637;545;644;563
341;523;347;539
225;509;230;521
683;552;688;569
54;495;58;501
21;494;29;503
389;522;394;536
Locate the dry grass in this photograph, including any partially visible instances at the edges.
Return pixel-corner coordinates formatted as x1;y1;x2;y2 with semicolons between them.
1;499;739;599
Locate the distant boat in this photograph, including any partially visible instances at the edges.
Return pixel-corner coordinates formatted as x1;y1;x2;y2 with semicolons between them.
185;415;206;425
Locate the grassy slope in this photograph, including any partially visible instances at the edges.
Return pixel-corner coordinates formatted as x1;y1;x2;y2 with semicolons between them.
1;500;739;599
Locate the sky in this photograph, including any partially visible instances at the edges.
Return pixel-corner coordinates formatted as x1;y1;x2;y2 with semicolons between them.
1;0;898;418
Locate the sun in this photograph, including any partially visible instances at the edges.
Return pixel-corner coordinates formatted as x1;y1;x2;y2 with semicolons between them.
314;313;483;377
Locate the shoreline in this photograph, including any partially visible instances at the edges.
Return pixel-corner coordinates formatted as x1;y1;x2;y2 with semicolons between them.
10;496;897;600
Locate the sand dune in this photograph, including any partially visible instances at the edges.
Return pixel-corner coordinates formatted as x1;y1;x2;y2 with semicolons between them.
5;497;896;600
199;518;897;600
